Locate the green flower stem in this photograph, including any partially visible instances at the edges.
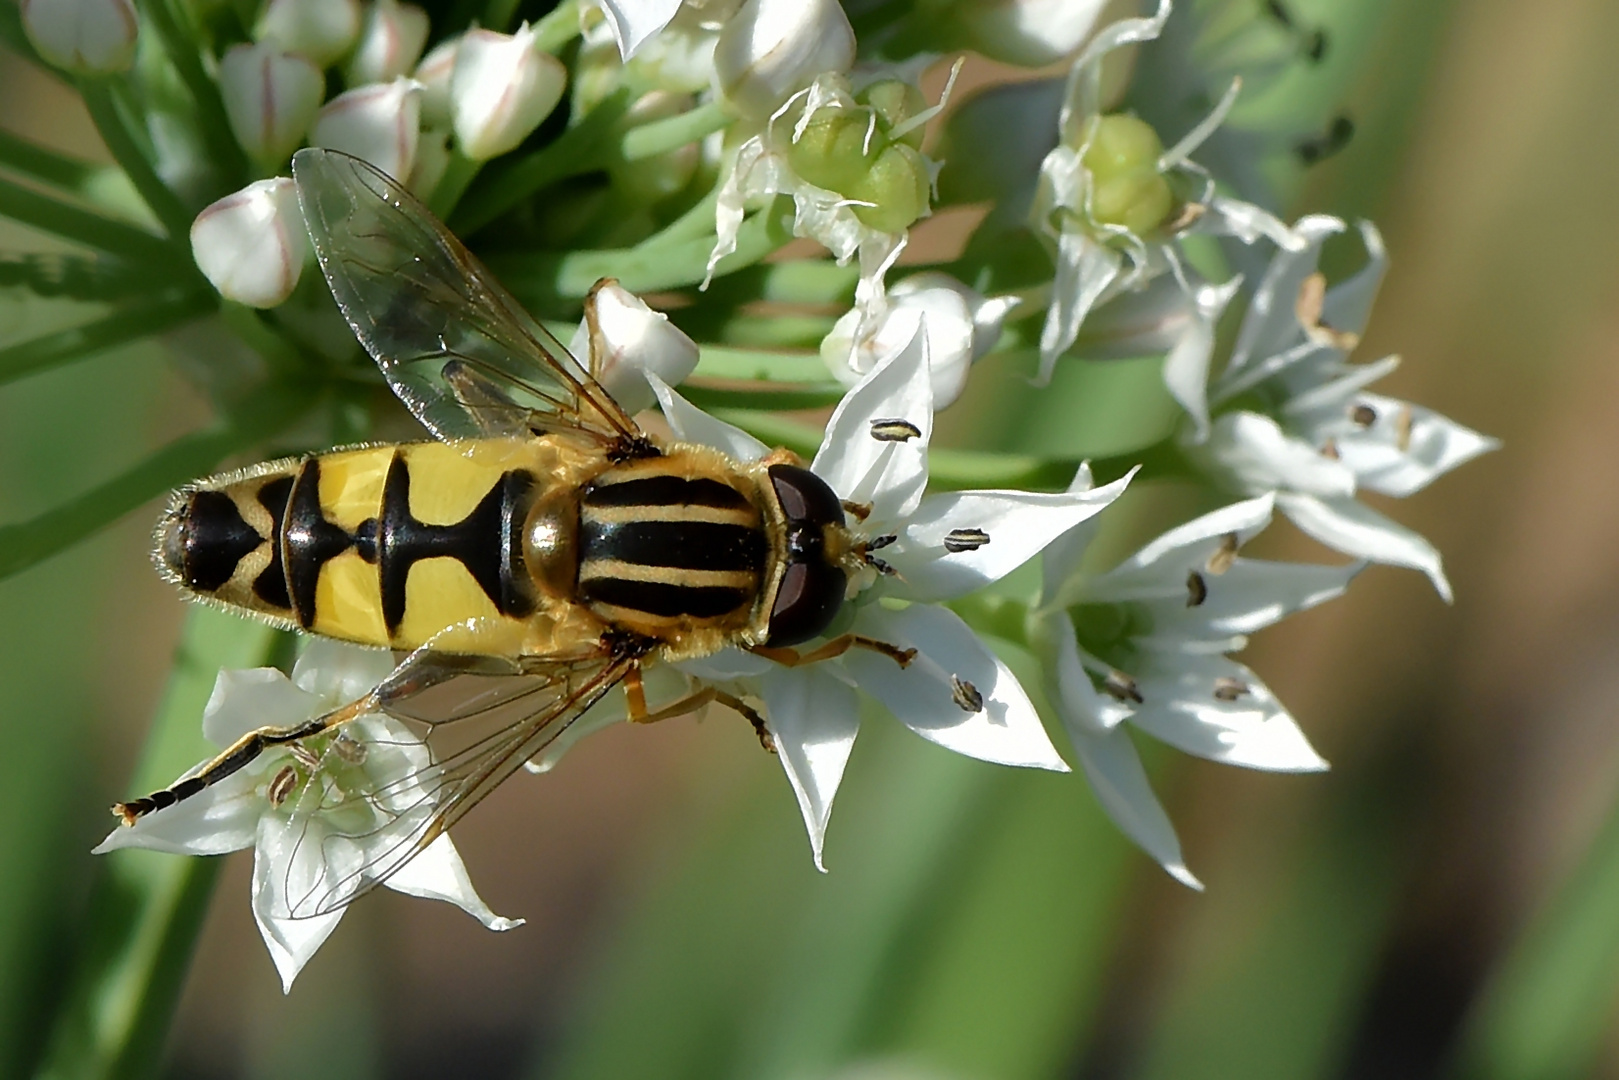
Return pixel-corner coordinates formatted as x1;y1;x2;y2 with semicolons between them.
1448;785;1619;1080
620;101;733;163
718;313;837;350
132;0;250;187
451;90;634;236
0;381;310;582
33;609;284;1080
750;259;859;306
0;129;102;193
428;152;482;221
495;195;794;303
0;290;215;387
694;344;834;384
633;189;721;251
680;382;847;413
0;176;187;270
529;0;583;51
79;82;195;241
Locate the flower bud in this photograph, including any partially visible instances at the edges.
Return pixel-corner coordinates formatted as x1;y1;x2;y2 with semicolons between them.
20;0;138;75
1083;114;1174;234
219;43;324;166
451;24;568;161
190;177;309;308
713;0;855;120
570;280;699;415
310;77;422;180
344;0;429;85
953;0;1107;67
413;37;457;129
255;0;362;68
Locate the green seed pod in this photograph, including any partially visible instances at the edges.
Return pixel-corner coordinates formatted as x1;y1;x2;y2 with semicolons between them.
1083;113;1165;180
857;79;928;150
788;107;882;195
1089;167;1175;235
848;141;931;234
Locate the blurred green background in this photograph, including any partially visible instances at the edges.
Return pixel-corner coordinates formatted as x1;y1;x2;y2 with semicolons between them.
5;0;1619;1078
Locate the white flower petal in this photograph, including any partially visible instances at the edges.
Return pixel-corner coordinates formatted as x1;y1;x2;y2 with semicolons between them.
292;639;395;703
1083;494;1274;604
844;605;1067;771
649;375;771;461
759;665;860;871
252;814;357;992
1039;462;1102;601
598;0;684;60
1138;558;1361;641
1036;607;1131;732
202;668;319;746
92;769;263;856
1163;276;1241;443
385;833;524;930
1069;723;1200;889
1128;651;1327;772
1037;228;1123;383
1192;411;1355;498
888;475;1133;603
675;646;777;682
1321;219;1386;342
1275;491;1452;601
523;689;626;774
1225;214;1344;376
812;328;932;521
1333;392;1500;499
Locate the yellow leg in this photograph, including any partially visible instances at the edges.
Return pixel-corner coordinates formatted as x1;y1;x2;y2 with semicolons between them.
626;682;774;752
748;634;916;669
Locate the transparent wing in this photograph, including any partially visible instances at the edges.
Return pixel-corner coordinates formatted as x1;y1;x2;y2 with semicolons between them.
265;638;635;921
291;147;638;445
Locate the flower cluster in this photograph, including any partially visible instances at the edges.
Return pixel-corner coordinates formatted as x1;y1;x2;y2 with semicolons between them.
8;0;1498;988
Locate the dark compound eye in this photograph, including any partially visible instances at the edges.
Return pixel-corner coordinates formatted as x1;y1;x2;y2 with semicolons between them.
768;464;845;526
767;560;846;646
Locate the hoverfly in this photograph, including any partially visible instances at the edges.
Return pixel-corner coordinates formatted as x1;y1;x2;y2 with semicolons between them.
111;148;908;915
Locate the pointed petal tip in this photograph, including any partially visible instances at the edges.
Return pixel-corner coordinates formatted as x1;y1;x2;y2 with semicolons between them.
1167;863;1205;891
485;916;525;932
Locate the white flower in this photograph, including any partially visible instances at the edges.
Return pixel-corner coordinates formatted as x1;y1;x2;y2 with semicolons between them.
952;0;1108;67
1030;0;1293;389
1030;473;1356;886
450;24;568;161
648;328;1133;868
596;0;686;61
821;271;1016;409
255;0;362;69
567;279;699;414
711;0;855;120
414;37;458;129
20;0;137;74
345;0;430;86
219;43;325;167
1187;216;1499;600
310;76;424;180
190;177;309;308
95;641;520;991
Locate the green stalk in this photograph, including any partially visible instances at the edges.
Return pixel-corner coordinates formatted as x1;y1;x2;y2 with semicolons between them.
132;0;250;188
634;189;721;251
528;0;583;50
0;291;215;386
79;82;194;241
451;91;634;236
0;381;310;582
428;152;483;221
0;130;101;193
680;382;846;413
620;102;733;163
693;344;836;384
0;176;185;270
33;609;285;1080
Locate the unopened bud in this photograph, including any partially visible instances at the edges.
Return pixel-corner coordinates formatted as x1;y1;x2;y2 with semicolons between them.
255;0;362;68
571;280;699;415
190;178;309;308
953;0;1107;67
413;37;457;129
451;24;567;160
345;0;430;85
310;77;423;180
20;0;138;74
220;43;324;166
713;0;855;120
1083;114;1174;234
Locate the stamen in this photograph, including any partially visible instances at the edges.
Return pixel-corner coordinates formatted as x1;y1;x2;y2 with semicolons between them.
1213;676;1250;702
870;418;922;442
290;744;320;770
1206;532;1240;575
1395;404;1413;451
1186;570;1208;607
842;500;872;521
1321;437;1341;460
267;765;297;808
1103;669;1143;704
949;674;984;713
944;528;990;553
1351;403;1377;427
867;555;897;577
1297;115;1355;166
866;534;898;551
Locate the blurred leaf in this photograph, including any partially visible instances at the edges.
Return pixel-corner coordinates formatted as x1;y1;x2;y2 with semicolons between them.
34;607;283;1080
0;291;214;386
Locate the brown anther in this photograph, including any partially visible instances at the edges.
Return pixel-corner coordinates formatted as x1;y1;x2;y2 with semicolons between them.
944;528;990;553
1205;532;1240;575
1395;404;1413;452
1296;271;1361;350
290;744;320;770
1165;201;1207;234
1350;403;1377;427
949;674;984;713
842;500;872;522
870;418;922;442
1186;570;1208;607
1321;437;1341;460
267;765;298;808
1213;676;1250;702
1103;669;1143;704
866;533;898;552
867;556;897;577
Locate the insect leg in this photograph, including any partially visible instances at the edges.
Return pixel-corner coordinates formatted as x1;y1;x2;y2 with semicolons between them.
748;635;917;669
111;696;371;825
628;684;774;752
